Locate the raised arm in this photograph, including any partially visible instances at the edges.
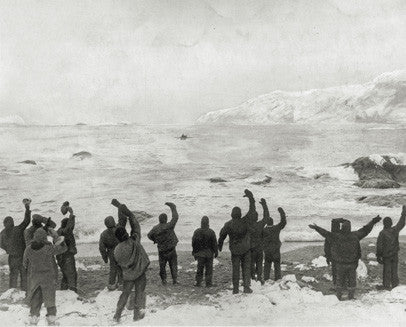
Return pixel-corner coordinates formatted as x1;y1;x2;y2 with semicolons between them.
165;202;179;229
394;205;406;233
353;216;381;240
277;207;287;230
129;215;141;240
19;200;31;230
61;208;76;234
243;189;257;222
309;224;332;239
111;199;127;228
259;198;272;225
217;225;229;252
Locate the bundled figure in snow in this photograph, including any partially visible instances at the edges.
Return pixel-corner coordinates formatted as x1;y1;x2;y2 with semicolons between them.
25;214;56;247
262;202;286;281
248;197;272;284
309;216;381;300
376;205;405;290
218;189;256;294
113;209;150;322
99;216;123;290
0;199;31;291
324;218;342;288
192;216;218;287
147;202;179;285
23;227;67;325
56;202;77;292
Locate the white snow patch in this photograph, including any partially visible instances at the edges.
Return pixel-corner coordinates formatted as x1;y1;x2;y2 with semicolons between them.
311;256;328;268
76;261;102;271
301;276;317;283
357;260;368;280
369;261;379;266
367;253;376;260
369;243;375;247
294;264;311;271
149;255;159;262
323;273;333;281
0;289;25;303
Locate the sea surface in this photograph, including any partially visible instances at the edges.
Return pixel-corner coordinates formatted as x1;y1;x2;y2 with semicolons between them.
0;123;405;246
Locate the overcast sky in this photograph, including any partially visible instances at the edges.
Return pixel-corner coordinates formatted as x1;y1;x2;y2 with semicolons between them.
0;0;405;125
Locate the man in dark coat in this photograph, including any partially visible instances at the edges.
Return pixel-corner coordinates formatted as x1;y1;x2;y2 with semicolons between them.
147;202;179;285
324;218;342;287
0;199;31;290
218;189;256;294
99;216;123;290
56;202;77;292
262;202;287;281
192;216;218;287
23;227;67;325
376;205;405;290
113;213;150;322
309;216;381;300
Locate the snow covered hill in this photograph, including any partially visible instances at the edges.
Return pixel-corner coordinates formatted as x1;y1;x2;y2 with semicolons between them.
197;70;406;125
0;115;25;125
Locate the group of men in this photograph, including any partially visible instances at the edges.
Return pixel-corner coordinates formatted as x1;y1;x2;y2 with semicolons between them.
0;194;404;324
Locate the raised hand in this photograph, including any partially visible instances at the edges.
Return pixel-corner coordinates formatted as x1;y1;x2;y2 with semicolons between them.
278;207;285;215
243;189;253;198
111;199;121;208
259;198;267;206
23;198;31;209
308;223;318;230
165;202;176;209
372;215;382;224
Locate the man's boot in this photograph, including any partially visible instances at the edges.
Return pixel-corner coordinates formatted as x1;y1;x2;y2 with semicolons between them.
28;315;39;326
133;309;146;321
348;289;355;300
46;315;58;326
243;287;253;294
232;287;239;294
161;279;167;286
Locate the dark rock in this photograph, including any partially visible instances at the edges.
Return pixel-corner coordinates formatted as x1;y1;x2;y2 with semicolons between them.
132;210;153;222
251;175;272;185
351;156;406;189
356;194;406;207
72;151;92;160
209;177;228;183
19;160;37;165
313;173;329;180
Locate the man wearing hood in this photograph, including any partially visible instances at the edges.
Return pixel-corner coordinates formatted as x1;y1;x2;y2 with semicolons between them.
56;202;77;292
0;199;31;290
261;203;287;282
99;215;123;290
309;215;381;300
113;213;150;322
376;205;405;290
147;202;179;285
249;197;273;284
218;189;256;294
192;216;218;287
25;214;56;247
23;227;67;325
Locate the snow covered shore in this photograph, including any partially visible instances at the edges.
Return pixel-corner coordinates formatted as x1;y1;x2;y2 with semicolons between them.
0;275;405;326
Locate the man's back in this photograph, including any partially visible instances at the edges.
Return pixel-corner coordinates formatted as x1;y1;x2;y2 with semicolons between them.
149;223;178;252
222;218;250;255
377;228;400;258
330;232;361;264
262;224;283;254
192;227;217;257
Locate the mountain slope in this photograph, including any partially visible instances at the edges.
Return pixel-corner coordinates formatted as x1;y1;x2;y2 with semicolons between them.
197;70;406;125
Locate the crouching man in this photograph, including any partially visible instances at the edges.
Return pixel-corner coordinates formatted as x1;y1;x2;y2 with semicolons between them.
23;227;67;325
113;213;150;322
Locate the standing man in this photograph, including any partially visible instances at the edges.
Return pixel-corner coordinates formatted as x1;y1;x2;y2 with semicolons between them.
23;227;67;325
56;202;77;292
113;212;150;322
262;203;287;281
99;216;123;290
376;205;405;290
0;198;31;291
147;202;179;285
218;189;256;294
309;216;381;300
192;216;218;287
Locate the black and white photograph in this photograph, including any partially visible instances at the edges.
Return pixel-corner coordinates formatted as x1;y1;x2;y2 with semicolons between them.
0;0;405;326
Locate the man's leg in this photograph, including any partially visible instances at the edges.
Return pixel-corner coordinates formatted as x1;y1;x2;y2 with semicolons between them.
114;280;135;321
168;249;178;284
58;255;68;290
331;261;337;286
109;258;118;288
45;306;57;326
257;250;264;283
250;249;257;280
335;263;345;300
205;257;214;287
263;252;271;281
8;255;19;289
241;251;252;292
347;263;357;299
391;255;399;288
133;273;147;321
273;256;282;281
231;254;241;293
64;254;78;292
383;257;392;289
30;287;43;317
158;252;167;284
18;256;27;291
195;257;204;286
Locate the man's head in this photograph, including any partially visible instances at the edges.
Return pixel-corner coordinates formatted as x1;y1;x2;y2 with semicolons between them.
104;216;116;228
159;213;168;224
61;201;70;215
331;219;342;233
32;214;44;227
115;226;129;242
60;218;69;229
383;217;393;229
231;207;241;219
3;216;14;229
33;228;47;244
341;220;351;233
267;218;274;226
201;216;209;228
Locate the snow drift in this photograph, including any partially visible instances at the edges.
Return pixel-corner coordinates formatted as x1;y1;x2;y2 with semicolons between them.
0;115;25;125
197;70;406;125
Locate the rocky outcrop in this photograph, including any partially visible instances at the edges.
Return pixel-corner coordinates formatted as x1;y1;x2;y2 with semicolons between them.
133;210;153;222
72;151;92;160
18;160;37;165
209;177;228;183
351;155;406;189
251;175;272;185
356;194;406;207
